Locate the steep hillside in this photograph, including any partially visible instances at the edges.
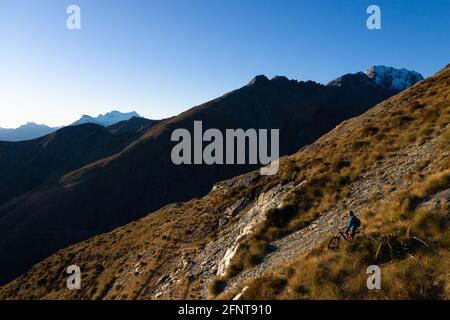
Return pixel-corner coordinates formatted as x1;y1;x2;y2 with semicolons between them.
0;121;154;207
107;117;158;135
1;64;447;300
0;68;411;285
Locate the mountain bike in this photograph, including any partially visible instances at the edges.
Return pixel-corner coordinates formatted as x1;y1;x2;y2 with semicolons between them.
327;229;362;250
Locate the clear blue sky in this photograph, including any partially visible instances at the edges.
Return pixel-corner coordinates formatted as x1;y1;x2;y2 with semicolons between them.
0;0;449;128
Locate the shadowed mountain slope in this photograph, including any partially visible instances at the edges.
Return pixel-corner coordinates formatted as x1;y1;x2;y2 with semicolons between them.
1;64;445;300
0;67;421;285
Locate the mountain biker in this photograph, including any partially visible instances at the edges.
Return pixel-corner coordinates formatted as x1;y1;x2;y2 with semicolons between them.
343;210;361;239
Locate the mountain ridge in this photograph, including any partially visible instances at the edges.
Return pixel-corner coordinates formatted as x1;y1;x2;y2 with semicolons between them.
0;66;423;285
0;122;60;142
1;64;446;299
71;111;141;127
327;65;423;91
365;65;424;91
0;111;146;142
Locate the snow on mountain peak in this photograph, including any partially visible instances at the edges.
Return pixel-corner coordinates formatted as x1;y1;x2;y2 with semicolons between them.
365;66;424;91
72;111;141;127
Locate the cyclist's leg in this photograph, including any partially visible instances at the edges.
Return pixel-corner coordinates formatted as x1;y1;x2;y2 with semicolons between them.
345;229;352;239
350;225;358;238
343;223;351;234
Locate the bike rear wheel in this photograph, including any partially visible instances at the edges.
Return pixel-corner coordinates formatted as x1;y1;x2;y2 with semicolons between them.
328;236;340;249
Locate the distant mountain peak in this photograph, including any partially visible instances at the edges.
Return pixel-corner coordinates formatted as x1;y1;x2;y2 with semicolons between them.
327;66;423;92
0;122;57;142
271;75;289;82
20;122;50;129
364;65;424;91
72;111;141;127
248;75;270;85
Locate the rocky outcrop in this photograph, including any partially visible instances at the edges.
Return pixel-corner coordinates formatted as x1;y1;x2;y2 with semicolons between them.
365;66;424;91
184;183;294;296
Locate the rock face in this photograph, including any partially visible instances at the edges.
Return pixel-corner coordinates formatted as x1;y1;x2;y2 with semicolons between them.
213;183;293;277
142;183;295;299
365;66;424;91
328;65;423;93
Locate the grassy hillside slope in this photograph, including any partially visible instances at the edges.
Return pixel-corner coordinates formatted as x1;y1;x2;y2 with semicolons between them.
0;64;448;300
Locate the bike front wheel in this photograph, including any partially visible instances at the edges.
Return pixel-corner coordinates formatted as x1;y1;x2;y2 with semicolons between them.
328;236;340;250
